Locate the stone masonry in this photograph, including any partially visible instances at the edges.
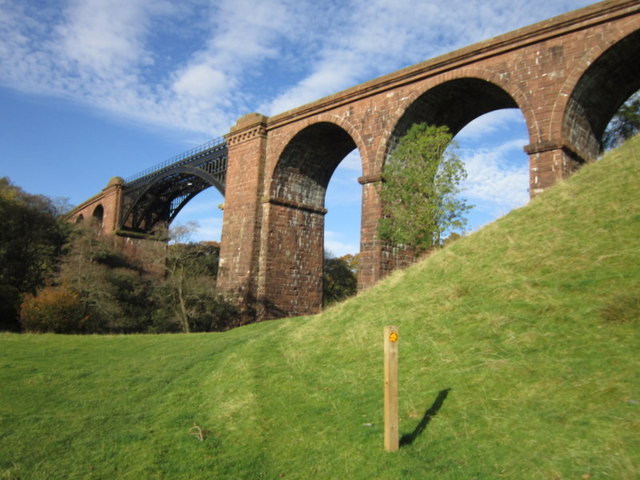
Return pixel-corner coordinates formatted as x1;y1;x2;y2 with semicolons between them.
70;0;640;321
218;0;640;320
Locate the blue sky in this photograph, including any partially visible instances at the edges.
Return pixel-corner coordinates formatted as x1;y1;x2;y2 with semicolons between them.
0;0;596;256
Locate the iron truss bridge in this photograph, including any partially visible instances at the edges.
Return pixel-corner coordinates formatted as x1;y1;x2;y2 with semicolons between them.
119;138;228;236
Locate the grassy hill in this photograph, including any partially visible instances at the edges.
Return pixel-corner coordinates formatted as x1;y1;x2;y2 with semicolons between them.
1;136;639;480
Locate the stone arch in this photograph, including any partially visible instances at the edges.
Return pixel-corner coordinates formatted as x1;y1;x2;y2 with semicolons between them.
561;29;640;160
270;113;369;183
383;76;523;166
92;204;104;228
75;214;84;223
270;121;359;211
261;120;363;316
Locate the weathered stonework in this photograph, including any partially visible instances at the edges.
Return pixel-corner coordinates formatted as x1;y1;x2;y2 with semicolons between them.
67;176;125;234
69;0;640;321
218;0;640;320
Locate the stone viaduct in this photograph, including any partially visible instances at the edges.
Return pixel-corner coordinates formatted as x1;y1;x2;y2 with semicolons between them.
69;0;640;321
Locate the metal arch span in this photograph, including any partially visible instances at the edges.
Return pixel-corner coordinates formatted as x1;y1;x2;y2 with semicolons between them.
119;138;227;235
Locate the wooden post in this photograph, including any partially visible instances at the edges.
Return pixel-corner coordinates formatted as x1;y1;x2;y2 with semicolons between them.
384;326;399;452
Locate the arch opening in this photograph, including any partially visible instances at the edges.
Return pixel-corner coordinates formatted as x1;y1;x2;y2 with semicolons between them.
387;78;528;238
564;30;640;159
603;90;640;151
92;205;104;229
169;187;224;244
271;122;358;210
454;109;530;231
121;170;225;236
268;122;361;312
390;78;518;155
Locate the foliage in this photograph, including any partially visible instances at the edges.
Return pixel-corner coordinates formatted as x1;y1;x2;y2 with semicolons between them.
323;252;358;306
603;91;640;150
19;286;92;333
103;267;156;333
166;241;220;279
157;226;232;333
9;215;239;334
153;276;237;333
33;221;236;334
0;178;69;330
49;221;155;333
378;124;471;254
0;180;234;335
337;253;360;273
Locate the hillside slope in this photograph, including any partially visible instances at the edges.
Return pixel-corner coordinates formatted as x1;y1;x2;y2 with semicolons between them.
1;136;639;479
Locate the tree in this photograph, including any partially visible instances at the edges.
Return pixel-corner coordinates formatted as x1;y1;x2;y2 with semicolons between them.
19;286;90;334
52;221;155;333
603;92;640;150
323;252;358;306
0;178;68;330
378;124;471;254
152;224;236;333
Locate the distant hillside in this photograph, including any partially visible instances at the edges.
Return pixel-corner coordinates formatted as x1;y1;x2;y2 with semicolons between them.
1;136;639;479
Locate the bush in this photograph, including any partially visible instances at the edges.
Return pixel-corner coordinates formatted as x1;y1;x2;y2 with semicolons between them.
19;286;93;333
152;276;239;332
323;254;357;306
0;178;69;330
103;268;155;333
0;284;21;331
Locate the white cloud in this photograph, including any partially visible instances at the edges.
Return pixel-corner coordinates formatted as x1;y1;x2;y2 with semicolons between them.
266;61;358;114
456;110;525;140
461;140;530;213
54;0;153;75
0;0;595;138
263;0;594;116
0;0;310;137
325;231;359;257
173;64;228;99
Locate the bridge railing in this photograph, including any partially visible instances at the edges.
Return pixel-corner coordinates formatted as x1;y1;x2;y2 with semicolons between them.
124;136;227;185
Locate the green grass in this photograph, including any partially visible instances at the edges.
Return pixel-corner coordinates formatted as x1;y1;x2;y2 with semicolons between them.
2;136;640;479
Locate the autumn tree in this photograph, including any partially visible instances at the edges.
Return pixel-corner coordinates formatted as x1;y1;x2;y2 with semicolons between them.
0;178;68;330
378;124;471;254
52;221;155;333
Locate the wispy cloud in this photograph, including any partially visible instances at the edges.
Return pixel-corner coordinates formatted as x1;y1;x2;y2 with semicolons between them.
0;0;593;137
460;139;530;215
455;110;526;141
262;0;593;115
325;230;360;258
54;0;155;75
0;0;310;137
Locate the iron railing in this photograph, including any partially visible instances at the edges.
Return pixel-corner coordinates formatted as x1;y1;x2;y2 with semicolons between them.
124;137;226;185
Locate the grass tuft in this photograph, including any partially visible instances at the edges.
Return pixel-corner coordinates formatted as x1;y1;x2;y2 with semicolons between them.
600;289;640;324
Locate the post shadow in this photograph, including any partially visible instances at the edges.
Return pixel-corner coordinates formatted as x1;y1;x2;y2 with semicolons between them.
400;388;451;447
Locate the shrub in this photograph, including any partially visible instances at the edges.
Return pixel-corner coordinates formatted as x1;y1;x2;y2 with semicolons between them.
19;286;92;333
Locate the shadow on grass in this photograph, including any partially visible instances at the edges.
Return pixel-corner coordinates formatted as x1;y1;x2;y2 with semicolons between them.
400;388;451;447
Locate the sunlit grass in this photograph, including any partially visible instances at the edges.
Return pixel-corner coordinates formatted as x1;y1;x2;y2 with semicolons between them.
1;136;639;479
